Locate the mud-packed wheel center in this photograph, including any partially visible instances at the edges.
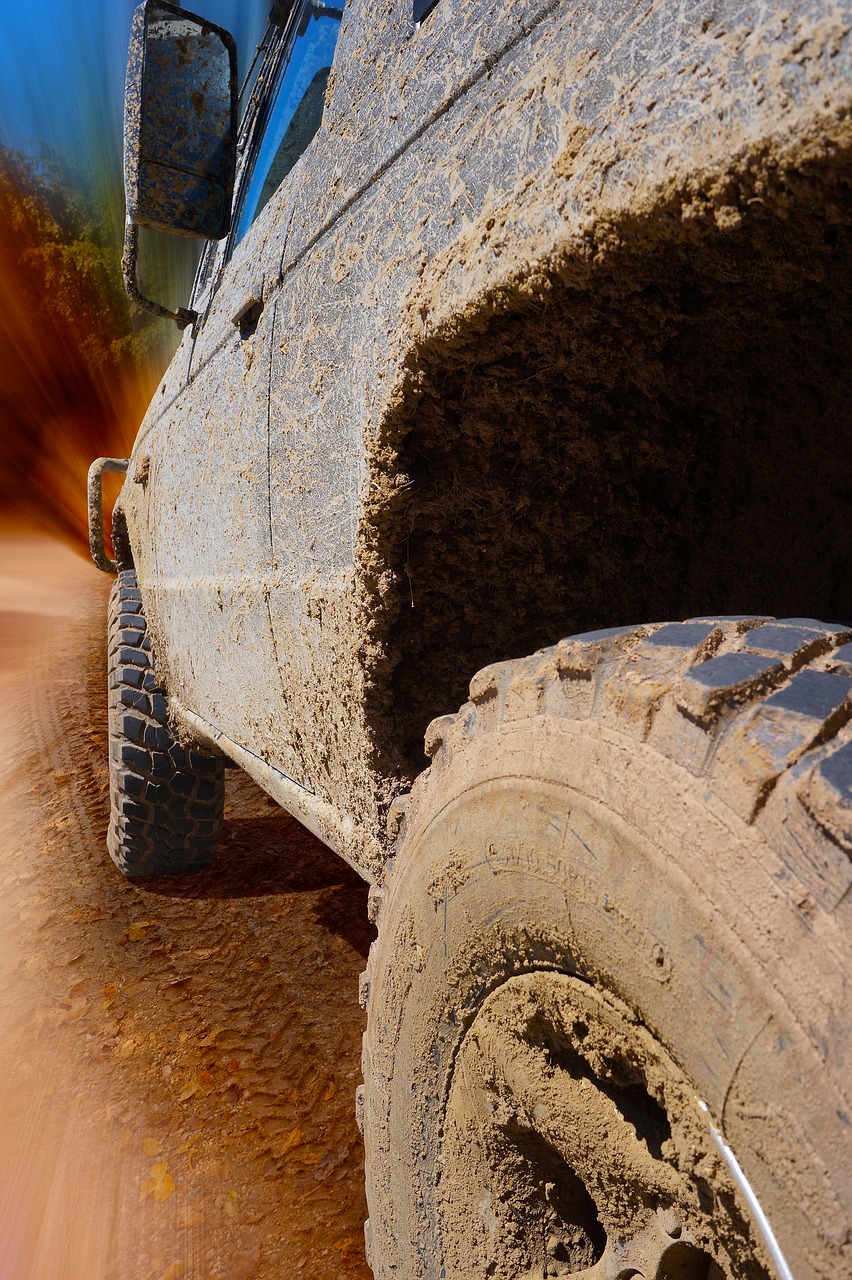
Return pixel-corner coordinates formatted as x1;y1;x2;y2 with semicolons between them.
439;973;764;1280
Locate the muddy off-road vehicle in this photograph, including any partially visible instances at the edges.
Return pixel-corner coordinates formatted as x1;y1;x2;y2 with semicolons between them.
86;0;852;1276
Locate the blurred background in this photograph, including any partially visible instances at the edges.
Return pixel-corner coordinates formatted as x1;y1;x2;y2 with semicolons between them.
0;0;267;550
0;18;374;1280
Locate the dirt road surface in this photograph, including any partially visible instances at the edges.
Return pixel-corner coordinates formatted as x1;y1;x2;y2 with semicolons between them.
0;534;374;1280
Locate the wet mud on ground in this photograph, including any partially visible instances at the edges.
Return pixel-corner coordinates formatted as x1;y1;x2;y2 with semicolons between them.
0;535;374;1280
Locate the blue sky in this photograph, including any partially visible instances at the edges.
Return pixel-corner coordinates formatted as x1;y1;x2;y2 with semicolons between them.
0;0;267;179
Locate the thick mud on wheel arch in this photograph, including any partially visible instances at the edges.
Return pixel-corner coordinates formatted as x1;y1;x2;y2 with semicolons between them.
107;569;225;877
360;617;852;1280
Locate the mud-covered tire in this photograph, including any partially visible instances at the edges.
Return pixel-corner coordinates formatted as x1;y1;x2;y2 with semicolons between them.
361;616;852;1280
107;569;225;877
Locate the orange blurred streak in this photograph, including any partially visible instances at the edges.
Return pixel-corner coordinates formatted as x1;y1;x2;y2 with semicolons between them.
0;162;158;556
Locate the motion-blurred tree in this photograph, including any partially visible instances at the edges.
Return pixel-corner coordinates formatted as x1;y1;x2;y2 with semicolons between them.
0;145;172;549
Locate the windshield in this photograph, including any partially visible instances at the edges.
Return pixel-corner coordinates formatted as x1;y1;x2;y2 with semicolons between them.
234;3;342;244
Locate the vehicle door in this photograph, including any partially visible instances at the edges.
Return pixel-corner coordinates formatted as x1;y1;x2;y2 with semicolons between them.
142;9;313;782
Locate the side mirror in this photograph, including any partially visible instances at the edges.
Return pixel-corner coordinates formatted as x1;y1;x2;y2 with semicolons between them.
122;0;238;328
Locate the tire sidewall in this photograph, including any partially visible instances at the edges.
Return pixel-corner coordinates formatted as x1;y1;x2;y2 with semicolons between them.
363;718;849;1280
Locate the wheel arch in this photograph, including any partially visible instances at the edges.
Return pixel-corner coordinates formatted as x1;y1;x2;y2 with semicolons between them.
356;135;852;787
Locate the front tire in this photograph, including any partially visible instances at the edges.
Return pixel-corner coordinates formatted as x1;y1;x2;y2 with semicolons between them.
107;569;225;877
361;617;852;1280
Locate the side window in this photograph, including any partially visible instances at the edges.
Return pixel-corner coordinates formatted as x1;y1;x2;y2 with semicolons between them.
234;2;343;244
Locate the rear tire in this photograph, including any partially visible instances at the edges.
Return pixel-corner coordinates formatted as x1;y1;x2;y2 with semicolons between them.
107;569;225;877
361;616;852;1280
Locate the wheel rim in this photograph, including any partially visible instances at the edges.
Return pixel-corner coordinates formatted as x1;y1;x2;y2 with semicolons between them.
438;972;767;1280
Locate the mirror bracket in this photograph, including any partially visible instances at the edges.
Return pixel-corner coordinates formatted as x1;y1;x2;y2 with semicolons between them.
122;0;237;330
122;219;197;330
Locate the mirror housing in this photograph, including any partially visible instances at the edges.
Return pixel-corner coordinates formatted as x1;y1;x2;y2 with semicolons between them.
122;0;238;327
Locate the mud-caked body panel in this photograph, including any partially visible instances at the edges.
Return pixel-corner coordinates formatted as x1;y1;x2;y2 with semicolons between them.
119;0;852;879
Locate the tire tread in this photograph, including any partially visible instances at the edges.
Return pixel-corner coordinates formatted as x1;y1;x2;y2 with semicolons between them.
107;569;224;877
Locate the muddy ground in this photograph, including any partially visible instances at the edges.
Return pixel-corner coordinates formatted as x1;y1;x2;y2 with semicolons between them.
0;534;373;1280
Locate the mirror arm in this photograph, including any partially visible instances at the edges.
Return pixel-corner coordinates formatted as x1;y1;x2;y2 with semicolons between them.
122;218;198;331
